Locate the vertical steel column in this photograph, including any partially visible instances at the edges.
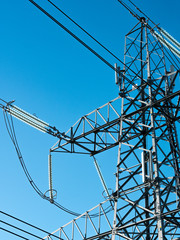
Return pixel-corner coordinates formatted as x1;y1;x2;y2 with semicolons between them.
111;69;125;240
140;18;150;240
145;24;164;240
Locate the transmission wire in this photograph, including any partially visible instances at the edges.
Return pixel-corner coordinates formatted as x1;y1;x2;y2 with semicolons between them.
28;0;117;73
27;0;149;86
3;109;113;218
117;0;140;21
127;0;157;25
0;219;43;240
0;227;29;240
28;0;160;99
0;210;62;240
3;111;45;199
47;0;125;66
3;110;82;217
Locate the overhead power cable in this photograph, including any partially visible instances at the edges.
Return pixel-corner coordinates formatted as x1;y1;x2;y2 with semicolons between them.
28;0;151;92
45;0;157;85
28;0;117;73
117;0;157;27
29;0;180;84
117;0;141;21
28;0;159;98
47;0;125;66
43;0;162;94
28;0;180;87
0;211;62;240
0;227;29;240
0;219;43;239
2;109;81;217
127;0;157;26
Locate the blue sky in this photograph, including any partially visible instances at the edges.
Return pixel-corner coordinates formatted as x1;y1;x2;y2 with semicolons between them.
0;0;180;239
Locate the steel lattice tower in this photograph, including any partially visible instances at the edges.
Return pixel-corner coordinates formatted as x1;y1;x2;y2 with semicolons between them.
42;17;180;240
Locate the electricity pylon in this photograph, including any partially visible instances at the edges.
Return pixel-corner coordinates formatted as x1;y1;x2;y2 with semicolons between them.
43;17;180;240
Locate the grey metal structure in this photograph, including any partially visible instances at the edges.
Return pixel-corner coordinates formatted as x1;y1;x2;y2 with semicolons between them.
43;18;180;240
1;2;180;240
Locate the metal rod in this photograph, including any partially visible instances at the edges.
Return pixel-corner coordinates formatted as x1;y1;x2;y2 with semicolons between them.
48;153;54;203
146;24;165;239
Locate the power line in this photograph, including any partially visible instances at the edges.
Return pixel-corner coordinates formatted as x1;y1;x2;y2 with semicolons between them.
117;0;141;21
2;110;82;217
0;227;29;240
31;0;146;84
45;0;162;93
0;219;43;239
47;0;125;66
27;0;157;98
27;0;180;85
127;0;157;25
28;0;117;73
0;210;61;239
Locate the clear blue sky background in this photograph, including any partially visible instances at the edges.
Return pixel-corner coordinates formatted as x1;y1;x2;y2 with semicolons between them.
0;0;180;239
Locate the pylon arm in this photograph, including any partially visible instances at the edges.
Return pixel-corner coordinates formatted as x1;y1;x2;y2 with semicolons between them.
51;90;180;155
